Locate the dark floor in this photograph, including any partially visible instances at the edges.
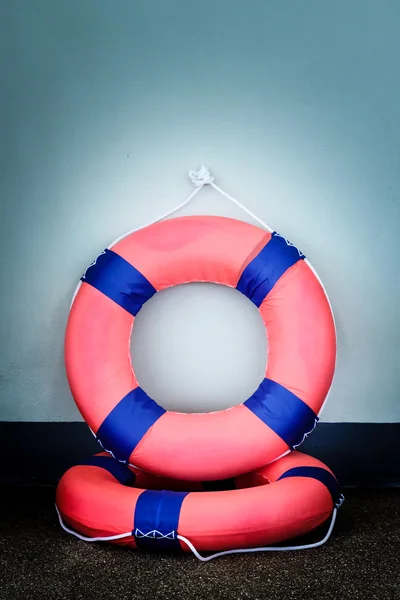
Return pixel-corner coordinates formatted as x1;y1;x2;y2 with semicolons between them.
0;488;399;600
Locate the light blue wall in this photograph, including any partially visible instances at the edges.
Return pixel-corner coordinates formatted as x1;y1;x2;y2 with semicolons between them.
1;0;399;422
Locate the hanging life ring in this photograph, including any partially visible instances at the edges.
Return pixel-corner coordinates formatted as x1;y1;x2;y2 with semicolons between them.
65;215;336;480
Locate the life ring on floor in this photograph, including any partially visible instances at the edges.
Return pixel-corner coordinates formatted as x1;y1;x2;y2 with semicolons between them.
55;451;342;555
65;216;336;480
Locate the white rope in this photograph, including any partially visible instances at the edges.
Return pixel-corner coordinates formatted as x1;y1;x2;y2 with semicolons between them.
55;504;132;542
108;181;204;248
69;165;271;308
56;502;338;561
70;164;333;328
177;508;338;562
69;172;205;308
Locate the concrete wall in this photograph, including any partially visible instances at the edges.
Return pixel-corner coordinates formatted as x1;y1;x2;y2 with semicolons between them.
1;0;399;422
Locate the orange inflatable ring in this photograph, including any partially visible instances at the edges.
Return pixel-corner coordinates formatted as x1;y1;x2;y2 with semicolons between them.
65;216;336;480
56;451;342;556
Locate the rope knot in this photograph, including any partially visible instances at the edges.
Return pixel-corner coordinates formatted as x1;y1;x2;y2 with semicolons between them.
188;166;215;187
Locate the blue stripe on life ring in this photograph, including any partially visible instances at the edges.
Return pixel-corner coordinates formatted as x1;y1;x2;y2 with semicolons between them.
236;232;305;307
81;248;157;316
78;455;136;486
244;378;318;449
277;466;341;506
133;490;189;551
96;387;165;463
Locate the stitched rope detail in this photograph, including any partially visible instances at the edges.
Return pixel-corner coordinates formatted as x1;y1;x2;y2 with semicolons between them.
134;529;176;539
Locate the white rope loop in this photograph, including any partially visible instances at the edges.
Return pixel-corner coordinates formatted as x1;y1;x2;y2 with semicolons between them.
189;165;273;232
70;164;267;307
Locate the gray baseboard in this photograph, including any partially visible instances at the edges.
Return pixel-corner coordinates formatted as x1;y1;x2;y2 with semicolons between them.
1;422;399;486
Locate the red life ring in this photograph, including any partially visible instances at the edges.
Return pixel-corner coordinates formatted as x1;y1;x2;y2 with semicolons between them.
56;450;341;554
65;216;336;480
